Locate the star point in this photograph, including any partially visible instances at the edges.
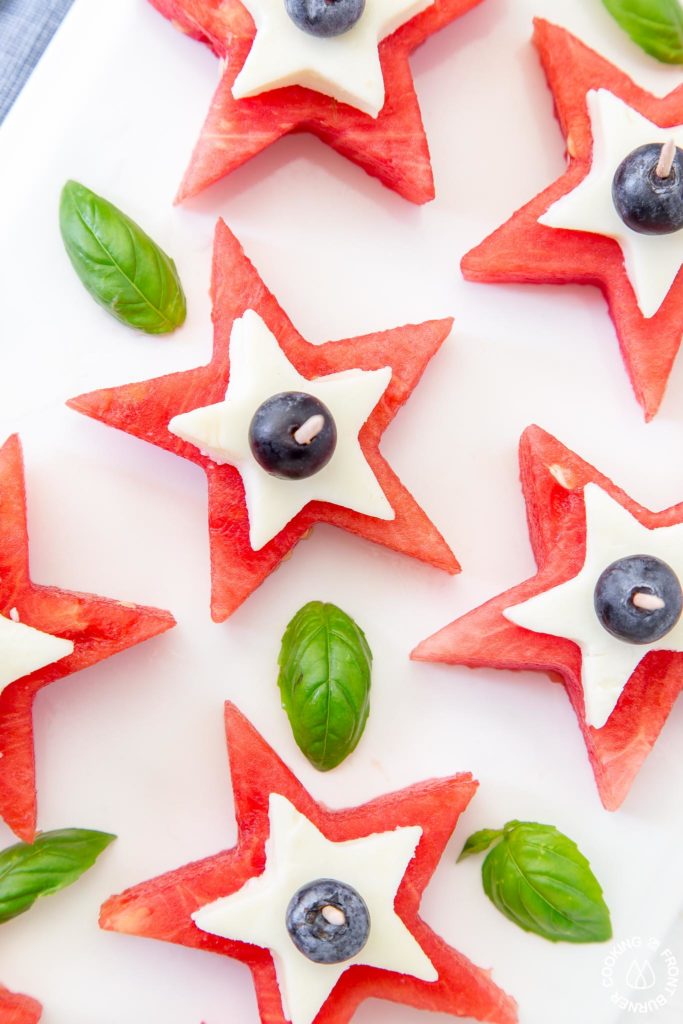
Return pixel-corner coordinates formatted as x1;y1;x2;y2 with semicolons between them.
0;984;42;1024
0;613;73;695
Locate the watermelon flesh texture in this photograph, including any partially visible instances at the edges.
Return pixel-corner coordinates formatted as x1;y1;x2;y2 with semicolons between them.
0;434;176;841
0;986;42;1024
413;425;683;811
146;0;485;204
101;703;517;1024
69;220;459;622
461;20;683;421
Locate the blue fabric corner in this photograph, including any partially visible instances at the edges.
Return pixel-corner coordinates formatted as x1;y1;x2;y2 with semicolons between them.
0;0;75;124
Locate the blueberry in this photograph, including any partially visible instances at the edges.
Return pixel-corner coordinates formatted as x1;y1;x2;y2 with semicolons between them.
284;0;365;37
249;392;336;480
286;879;370;964
612;143;683;235
594;554;682;644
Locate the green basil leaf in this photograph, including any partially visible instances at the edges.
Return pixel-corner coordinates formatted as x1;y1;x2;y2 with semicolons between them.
59;180;187;334
0;828;115;924
602;0;683;63
278;602;372;771
462;820;612;943
457;828;504;862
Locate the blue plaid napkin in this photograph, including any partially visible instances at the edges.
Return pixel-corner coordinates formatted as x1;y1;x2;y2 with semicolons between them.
0;0;74;124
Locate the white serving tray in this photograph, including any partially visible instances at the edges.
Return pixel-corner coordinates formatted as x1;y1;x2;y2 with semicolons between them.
0;0;681;1022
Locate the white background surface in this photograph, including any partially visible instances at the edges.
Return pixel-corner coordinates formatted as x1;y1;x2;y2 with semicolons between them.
0;0;682;1022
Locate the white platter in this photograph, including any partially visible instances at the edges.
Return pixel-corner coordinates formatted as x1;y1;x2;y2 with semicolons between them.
0;0;682;1021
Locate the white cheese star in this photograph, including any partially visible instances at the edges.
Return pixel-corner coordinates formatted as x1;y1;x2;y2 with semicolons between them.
232;0;435;118
192;793;437;1024
0;613;73;695
168;309;394;551
539;89;683;318
504;483;683;729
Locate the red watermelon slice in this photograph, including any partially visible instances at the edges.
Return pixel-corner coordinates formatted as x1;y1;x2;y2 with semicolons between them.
461;20;683;421
0;986;42;1024
413;425;683;811
147;0;485;204
0;435;175;842
68;220;459;622
100;702;517;1024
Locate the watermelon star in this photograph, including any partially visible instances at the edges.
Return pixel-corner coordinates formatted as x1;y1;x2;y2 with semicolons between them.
100;703;517;1024
461;20;683;420
68;220;458;622
0;985;42;1024
147;0;485;203
0;434;175;842
413;425;683;811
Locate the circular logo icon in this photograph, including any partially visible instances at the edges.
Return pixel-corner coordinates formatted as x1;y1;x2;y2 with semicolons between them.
602;936;679;1014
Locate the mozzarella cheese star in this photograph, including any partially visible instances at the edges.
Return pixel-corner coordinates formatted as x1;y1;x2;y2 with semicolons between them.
193;793;436;1024
233;0;434;117
0;613;73;695
504;483;683;729
169;309;394;551
539;89;683;319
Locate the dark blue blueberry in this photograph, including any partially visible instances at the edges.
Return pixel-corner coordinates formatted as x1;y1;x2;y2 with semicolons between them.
249;392;336;480
284;0;365;37
594;554;682;644
286;879;370;964
612;143;683;235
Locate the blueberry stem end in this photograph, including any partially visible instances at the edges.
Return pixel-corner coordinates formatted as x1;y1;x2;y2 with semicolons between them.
656;138;676;179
